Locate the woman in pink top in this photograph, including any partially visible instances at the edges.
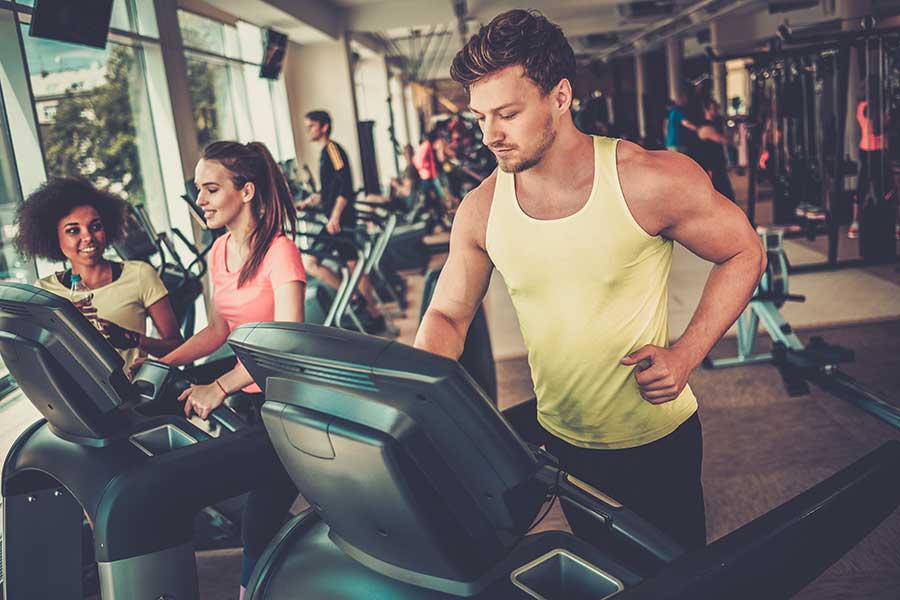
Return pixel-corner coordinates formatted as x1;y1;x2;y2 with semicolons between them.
414;129;454;215
158;140;305;598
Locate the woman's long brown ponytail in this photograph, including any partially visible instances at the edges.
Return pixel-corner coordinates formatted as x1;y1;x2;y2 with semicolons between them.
201;141;297;287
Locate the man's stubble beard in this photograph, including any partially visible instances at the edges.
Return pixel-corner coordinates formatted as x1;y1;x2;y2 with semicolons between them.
498;114;557;174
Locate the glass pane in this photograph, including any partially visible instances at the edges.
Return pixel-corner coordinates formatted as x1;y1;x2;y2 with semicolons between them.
242;64;278;154
228;65;253;142
22;29;162;209
237;21;263;64
185;54;238;149
271;77;296;161
0;81;32;385
178;9;225;55
223;24;241;60
0;107;28;283
109;0;131;32
133;0;160;38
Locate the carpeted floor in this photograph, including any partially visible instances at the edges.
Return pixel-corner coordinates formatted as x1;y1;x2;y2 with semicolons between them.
703;322;900;600
495;319;900;600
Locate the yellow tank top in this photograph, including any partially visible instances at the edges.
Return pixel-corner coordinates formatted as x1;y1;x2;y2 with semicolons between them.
485;136;697;449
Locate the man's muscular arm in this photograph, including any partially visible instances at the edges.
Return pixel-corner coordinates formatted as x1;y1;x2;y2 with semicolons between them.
414;176;495;359
618;142;766;403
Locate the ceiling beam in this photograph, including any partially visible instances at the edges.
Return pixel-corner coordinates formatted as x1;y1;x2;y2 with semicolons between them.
346;1;456;33
347;0;629;36
551;12;633;39
263;0;344;39
204;0;341;41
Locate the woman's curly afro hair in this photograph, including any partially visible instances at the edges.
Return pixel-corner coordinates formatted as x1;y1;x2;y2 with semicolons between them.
14;177;128;262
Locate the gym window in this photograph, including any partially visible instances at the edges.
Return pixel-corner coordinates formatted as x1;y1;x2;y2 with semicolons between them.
178;9;296;162
0;81;28;397
15;0;170;237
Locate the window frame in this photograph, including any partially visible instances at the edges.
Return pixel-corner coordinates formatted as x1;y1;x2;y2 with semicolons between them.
0;0;167;400
0;70;26;398
177;8;296;162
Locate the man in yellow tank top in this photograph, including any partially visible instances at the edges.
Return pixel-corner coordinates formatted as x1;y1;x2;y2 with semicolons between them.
415;10;766;551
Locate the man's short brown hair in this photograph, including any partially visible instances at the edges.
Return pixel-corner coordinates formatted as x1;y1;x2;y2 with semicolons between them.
450;9;575;95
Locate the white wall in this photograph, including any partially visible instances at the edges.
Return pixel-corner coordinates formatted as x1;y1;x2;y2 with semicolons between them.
404;82;422;145
283;39;362;189
355;54;399;185
389;73;409;150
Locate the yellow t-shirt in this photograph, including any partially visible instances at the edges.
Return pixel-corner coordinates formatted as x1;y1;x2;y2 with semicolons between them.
485;136;697;449
36;260;169;371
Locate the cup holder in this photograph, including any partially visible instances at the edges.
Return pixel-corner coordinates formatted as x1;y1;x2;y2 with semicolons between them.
510;549;624;600
129;424;198;456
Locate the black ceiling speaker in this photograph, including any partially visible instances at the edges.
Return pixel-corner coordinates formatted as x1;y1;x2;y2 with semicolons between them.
260;29;288;80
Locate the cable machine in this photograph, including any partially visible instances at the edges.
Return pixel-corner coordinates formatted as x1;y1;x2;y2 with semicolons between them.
710;18;899;272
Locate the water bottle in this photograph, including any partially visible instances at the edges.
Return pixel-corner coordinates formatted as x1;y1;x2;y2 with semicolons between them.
69;273;92;301
69;274;99;329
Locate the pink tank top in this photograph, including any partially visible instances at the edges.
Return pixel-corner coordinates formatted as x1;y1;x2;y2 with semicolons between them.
210;233;306;391
414;140;438;180
858;101;885;151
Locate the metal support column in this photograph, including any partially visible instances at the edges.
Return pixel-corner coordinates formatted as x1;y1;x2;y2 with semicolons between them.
634;49;648;141
666;37;685;103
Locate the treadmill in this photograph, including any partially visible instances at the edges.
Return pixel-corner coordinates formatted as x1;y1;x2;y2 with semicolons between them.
227;322;900;600
0;283;280;600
